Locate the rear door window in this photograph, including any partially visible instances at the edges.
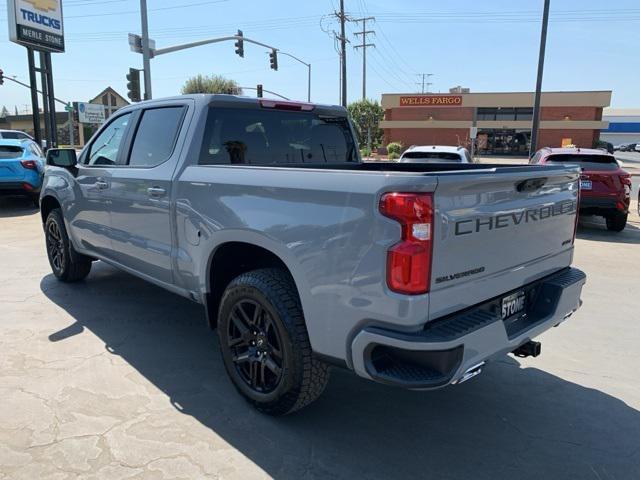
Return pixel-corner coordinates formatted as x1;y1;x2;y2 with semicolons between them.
199;107;357;165
128;106;186;167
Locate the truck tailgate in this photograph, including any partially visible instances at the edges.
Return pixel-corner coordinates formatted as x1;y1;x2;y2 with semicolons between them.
428;166;580;320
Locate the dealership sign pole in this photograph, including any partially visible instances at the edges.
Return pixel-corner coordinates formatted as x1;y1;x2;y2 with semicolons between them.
7;0;65;148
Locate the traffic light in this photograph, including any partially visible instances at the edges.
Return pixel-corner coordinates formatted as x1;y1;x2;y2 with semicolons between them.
269;49;278;71
234;30;244;58
257;84;263;98
126;68;141;102
0;69;4;86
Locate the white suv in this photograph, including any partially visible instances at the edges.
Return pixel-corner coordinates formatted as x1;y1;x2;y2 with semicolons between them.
0;130;34;141
399;145;474;163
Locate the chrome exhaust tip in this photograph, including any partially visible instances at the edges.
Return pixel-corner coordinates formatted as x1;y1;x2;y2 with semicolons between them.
453;362;485;385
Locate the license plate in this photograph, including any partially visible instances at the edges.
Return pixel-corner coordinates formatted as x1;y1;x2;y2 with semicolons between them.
580;180;592;190
501;291;526;320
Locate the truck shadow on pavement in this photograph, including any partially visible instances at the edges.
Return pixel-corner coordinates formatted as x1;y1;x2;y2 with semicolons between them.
0;196;39;218
41;263;640;480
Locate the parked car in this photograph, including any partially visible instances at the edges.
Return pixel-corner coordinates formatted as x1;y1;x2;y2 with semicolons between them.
41;95;586;415
0;138;45;205
399;145;474;163
635;144;640;152
0;129;34;141
531;147;631;231
595;141;614;154
614;143;636;152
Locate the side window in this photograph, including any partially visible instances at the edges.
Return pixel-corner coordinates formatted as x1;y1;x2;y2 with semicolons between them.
86;113;132;166
529;152;542;164
29;143;43;158
128;107;185;167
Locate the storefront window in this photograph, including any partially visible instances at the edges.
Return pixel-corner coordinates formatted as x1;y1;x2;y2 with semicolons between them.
477;107;533;121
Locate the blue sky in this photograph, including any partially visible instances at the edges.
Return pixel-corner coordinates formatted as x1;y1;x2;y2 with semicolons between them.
1;0;639;113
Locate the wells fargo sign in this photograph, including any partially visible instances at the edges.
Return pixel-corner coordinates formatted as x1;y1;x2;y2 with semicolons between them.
399;95;463;107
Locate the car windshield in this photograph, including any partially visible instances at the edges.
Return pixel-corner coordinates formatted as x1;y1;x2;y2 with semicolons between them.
0;146;23;159
546;154;619;171
401;151;462;162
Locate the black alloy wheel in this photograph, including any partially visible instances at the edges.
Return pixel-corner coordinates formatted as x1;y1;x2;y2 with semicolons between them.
44;209;92;282
46;217;66;274
227;299;284;393
218;268;329;415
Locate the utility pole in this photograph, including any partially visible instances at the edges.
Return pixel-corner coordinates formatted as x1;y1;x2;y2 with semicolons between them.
140;0;152;100
339;0;347;107
529;0;550;157
353;17;375;100
416;73;433;94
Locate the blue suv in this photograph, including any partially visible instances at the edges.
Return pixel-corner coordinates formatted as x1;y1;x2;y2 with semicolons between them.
0;139;45;206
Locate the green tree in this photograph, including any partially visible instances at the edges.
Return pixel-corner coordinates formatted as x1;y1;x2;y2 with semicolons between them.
347;99;384;150
181;74;242;95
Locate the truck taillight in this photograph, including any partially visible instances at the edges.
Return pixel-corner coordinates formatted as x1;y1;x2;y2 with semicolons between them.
379;192;433;295
573;181;580;244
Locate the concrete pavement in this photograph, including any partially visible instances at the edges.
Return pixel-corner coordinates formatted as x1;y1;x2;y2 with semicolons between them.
1;195;639;479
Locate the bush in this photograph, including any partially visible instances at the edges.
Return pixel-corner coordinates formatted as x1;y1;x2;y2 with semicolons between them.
360;147;372;158
181;74;242;95
387;142;403;157
388;152;400;160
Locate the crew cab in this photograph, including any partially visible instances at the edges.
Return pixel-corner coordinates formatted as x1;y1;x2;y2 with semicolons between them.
40;95;586;415
531;147;632;231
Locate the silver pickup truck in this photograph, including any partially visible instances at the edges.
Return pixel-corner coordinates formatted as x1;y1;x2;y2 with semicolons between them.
41;95;586;415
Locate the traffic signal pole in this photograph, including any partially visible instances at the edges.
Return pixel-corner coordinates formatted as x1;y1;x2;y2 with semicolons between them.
137;34;311;101
140;0;152;100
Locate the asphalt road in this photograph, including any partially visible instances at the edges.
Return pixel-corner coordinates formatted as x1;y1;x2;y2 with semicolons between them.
1;196;639;480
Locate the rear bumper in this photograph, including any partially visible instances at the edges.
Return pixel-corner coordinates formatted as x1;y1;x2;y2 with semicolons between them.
350;267;586;389
0;181;40;196
580;195;628;215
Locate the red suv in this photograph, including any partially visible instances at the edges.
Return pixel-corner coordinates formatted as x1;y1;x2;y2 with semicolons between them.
531;147;632;231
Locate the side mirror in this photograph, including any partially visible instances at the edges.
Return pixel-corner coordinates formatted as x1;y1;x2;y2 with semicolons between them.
46;148;77;168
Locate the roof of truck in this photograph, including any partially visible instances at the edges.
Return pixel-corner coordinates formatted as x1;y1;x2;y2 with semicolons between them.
124;94;346;113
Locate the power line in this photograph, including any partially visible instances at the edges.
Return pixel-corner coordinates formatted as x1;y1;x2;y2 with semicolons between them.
352;16;375;100
416;73;433;94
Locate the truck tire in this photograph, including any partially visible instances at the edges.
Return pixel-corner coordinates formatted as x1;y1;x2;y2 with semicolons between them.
45;208;92;282
605;212;627;232
217;268;329;415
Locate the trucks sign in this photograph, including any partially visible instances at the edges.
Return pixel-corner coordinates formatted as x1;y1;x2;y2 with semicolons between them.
7;0;65;53
399;95;463;107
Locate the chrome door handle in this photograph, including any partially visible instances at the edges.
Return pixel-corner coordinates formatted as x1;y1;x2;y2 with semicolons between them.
95;180;109;190
147;187;167;197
